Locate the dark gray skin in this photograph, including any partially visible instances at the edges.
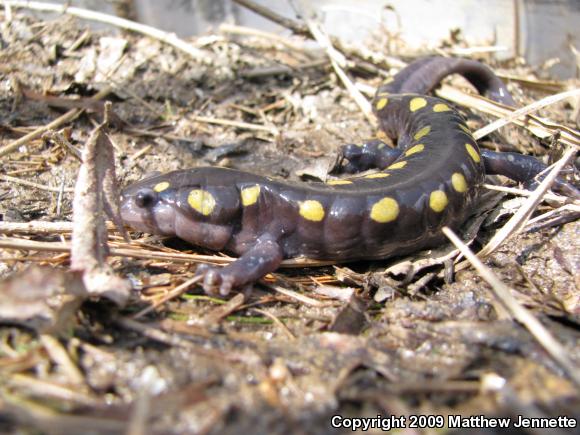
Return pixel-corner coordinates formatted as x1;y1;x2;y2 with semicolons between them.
121;94;484;296
377;56;516;106
346;56;579;197
120;56;578;296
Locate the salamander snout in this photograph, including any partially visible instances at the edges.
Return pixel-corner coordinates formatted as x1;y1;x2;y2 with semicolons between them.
120;184;177;236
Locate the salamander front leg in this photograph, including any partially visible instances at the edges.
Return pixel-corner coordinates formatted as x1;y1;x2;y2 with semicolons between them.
481;150;580;198
196;237;284;296
339;139;401;173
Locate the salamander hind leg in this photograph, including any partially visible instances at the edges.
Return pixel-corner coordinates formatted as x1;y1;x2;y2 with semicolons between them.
196;237;284;296
481;149;580;198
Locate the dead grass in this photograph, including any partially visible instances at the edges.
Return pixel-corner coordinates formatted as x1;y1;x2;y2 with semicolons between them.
0;4;579;434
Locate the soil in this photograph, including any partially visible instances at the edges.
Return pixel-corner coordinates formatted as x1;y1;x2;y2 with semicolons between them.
0;11;578;435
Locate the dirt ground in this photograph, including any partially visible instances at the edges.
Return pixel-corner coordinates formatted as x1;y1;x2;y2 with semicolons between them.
0;8;579;435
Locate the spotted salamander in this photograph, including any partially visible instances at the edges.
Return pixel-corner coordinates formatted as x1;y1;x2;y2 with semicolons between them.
121;56;578;296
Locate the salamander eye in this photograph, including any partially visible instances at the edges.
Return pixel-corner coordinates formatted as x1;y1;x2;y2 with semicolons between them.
134;188;158;209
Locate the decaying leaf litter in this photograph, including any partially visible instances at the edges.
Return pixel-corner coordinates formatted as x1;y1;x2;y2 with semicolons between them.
0;3;579;434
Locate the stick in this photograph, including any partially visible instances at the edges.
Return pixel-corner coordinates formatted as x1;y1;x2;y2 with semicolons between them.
443;227;580;390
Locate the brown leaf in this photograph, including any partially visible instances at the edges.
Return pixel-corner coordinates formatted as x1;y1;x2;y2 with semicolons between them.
71;104;130;306
0;267;86;334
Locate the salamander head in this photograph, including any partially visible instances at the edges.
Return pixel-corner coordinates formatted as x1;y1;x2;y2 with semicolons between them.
120;172;180;236
120;169;240;250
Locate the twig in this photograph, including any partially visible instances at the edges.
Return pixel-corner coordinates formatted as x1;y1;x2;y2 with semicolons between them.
252;308;296;340
232;0;389;76
0;236;336;268
1;389;125;432
525;204;580;229
0;221;108;234
8;374;100;406
482;183;577;204
201;293;246;325
133;275;203;319
39;335;86;387
232;0;308;35
219;23;315;56
473;88;580;140
443;227;580;390
436;85;580;148
43;130;83;162
116;318;240;363
303;18;373;123
124;127;203;145
496;74;567;93
265;284;328;307
0;175;75;193
239;59;329;79
192;115;279;135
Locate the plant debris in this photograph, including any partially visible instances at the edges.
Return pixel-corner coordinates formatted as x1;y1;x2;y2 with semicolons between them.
0;3;579;434
0;266;85;333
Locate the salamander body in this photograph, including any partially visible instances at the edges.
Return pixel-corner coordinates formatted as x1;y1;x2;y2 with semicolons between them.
120;57;576;295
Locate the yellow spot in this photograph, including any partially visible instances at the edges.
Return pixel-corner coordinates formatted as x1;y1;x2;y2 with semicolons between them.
376;130;388;140
410;97;427;112
429;190;448;212
364;173;390;179
153;181;170;192
433;103;451;112
413;126;431;141
370;197;399;223
465;143;481;163
188;189;216;216
451;172;468;193
241;185;260;206
327;179;353;185
405;144;424;156
387;161;407;170
299;200;325;222
383;77;394;85
376;97;388;110
459;124;472;135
